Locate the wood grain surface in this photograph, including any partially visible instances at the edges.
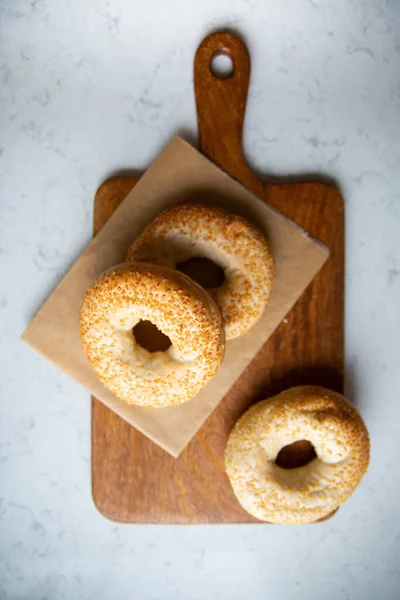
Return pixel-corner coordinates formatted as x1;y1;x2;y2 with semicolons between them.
91;32;344;523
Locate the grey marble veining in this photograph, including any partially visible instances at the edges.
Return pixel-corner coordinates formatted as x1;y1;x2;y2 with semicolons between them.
1;0;400;598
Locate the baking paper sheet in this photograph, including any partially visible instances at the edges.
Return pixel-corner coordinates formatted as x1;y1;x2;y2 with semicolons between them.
22;138;329;457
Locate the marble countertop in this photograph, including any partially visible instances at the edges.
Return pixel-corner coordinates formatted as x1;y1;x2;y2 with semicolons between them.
1;1;400;598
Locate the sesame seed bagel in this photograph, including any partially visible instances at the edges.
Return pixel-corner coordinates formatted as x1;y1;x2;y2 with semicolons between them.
126;204;274;339
79;262;225;408
225;386;370;524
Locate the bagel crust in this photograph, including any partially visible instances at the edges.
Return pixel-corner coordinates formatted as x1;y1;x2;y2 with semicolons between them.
79;262;225;408
225;386;370;524
126;204;274;339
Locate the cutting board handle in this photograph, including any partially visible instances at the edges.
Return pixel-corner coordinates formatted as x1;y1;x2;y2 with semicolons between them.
194;32;253;182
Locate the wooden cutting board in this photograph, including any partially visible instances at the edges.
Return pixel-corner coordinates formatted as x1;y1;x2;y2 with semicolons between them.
91;32;344;523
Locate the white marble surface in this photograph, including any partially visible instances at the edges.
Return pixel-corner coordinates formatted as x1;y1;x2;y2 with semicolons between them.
1;0;400;598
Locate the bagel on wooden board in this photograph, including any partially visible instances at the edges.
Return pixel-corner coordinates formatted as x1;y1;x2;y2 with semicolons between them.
79;262;225;408
225;386;370;524
127;204;274;340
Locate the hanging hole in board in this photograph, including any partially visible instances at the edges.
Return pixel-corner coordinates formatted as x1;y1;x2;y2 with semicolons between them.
210;52;234;79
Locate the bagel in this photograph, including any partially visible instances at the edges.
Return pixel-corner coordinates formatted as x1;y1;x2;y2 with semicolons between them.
126;204;274;339
79;262;225;408
225;386;370;524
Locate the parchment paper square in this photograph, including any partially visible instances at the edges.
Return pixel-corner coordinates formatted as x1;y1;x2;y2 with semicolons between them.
22;138;329;457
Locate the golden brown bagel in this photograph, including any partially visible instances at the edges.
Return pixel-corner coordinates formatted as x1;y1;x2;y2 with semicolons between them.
79;262;225;408
225;386;370;524
126;204;274;339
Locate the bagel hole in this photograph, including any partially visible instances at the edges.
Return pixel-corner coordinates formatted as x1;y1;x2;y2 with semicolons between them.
133;320;172;353
176;257;225;289
275;440;317;469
